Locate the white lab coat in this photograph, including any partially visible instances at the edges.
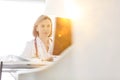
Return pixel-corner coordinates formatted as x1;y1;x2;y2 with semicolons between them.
21;37;53;60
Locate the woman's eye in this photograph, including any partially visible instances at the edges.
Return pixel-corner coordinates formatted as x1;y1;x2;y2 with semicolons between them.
47;25;50;28
41;25;45;27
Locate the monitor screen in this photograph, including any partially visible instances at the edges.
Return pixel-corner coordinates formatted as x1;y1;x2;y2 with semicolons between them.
53;17;72;55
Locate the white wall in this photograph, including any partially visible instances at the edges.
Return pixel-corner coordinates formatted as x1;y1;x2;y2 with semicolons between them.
73;0;120;80
0;1;45;56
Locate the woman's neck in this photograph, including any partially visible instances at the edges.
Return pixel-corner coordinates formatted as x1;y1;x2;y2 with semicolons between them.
38;36;49;43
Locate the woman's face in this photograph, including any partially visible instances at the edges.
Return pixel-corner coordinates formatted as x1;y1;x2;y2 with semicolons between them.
36;19;52;38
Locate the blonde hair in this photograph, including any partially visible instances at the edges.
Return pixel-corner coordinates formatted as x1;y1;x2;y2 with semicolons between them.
33;15;52;37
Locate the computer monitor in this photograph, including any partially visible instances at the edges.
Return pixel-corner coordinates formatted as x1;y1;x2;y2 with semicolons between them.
53;17;72;55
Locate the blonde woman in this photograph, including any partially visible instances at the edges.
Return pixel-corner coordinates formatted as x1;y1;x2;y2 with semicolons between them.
21;15;53;61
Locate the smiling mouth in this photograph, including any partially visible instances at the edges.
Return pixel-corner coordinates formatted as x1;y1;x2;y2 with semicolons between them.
44;32;48;34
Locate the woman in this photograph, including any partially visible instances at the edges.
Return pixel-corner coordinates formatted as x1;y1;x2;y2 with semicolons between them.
21;15;53;61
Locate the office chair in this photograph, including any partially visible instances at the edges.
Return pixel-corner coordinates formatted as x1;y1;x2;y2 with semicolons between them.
0;61;3;80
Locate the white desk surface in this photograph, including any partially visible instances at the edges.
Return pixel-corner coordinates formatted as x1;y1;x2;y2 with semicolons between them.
2;60;53;71
2;56;60;72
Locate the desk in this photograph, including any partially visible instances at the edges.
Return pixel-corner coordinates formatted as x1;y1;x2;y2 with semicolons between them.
1;61;53;80
1;55;59;69
0;55;59;80
2;60;54;72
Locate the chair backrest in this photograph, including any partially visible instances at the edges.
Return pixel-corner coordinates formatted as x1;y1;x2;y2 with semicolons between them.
0;61;3;80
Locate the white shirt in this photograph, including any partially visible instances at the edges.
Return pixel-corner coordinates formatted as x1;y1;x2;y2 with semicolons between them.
21;37;53;60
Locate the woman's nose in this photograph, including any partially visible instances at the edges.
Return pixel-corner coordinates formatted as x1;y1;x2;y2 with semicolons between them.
44;26;48;30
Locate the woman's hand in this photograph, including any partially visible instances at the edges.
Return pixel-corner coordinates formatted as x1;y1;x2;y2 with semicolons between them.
42;56;53;61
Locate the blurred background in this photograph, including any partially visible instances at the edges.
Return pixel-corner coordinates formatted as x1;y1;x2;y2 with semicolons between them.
0;0;45;56
0;0;120;80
